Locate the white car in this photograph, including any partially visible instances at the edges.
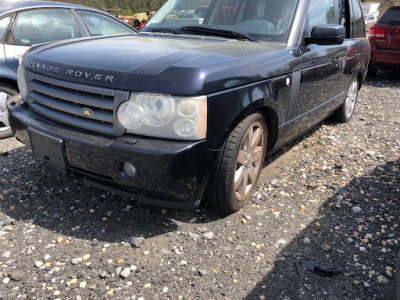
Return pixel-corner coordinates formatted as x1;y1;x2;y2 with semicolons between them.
0;0;137;138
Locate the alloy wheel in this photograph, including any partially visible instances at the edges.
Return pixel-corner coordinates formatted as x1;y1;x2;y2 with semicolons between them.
234;121;265;201
345;79;358;119
0;91;11;134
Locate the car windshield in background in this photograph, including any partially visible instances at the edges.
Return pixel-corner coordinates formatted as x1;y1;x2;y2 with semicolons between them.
76;10;135;36
378;7;400;26
12;9;80;45
143;0;299;43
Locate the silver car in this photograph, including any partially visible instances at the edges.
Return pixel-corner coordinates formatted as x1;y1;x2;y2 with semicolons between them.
0;0;137;138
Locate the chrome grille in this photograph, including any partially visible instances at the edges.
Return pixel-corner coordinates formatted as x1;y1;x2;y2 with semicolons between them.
26;71;129;135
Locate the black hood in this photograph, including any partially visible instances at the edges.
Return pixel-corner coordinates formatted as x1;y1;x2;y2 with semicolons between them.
23;33;292;95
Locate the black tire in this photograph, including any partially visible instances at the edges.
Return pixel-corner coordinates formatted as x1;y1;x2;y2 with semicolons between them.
203;112;267;214
331;77;359;123
367;66;378;77
0;83;18;139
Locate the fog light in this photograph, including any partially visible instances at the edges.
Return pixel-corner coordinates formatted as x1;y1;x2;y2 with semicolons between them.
122;161;136;178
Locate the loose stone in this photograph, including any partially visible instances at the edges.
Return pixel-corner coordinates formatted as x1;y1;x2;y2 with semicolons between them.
203;231;214;240
35;261;44;268
99;271;108;279
130;236;145;248
377;275;389;284
71;257;83;265
120;268;131;279
321;243;331;251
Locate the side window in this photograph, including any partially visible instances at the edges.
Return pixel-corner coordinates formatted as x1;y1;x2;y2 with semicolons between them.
0;15;12;41
350;0;364;37
306;0;336;36
339;0;351;38
10;9;80;46
76;10;133;36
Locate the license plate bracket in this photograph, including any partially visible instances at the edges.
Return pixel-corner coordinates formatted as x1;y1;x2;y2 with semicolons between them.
28;128;67;170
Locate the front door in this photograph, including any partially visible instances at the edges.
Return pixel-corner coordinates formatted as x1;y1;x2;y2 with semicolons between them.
294;0;348;127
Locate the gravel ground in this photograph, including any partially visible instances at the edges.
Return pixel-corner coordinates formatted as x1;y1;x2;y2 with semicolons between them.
0;71;399;300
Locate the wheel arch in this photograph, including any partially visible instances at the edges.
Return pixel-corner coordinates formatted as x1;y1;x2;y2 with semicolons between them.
258;106;279;151
220;102;280;153
0;77;19;92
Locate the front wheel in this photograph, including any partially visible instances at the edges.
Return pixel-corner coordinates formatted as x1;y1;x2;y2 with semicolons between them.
204;112;267;214
331;77;359;123
0;83;18;139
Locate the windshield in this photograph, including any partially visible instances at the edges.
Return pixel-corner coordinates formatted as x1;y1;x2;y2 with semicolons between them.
378;8;400;26
143;0;299;43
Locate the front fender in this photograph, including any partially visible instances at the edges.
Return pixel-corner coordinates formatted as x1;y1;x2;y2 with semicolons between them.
206;75;290;150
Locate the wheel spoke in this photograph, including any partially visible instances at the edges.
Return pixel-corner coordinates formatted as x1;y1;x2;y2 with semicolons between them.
234;166;245;191
0;112;10;127
250;127;262;151
235;169;248;197
251;146;263;164
344;80;358;118
241;169;249;195
0;92;8;112
248;165;257;183
352;81;358;92
0;92;11;130
244;131;251;151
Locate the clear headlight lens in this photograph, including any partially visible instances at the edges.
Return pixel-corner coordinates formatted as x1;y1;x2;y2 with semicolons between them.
117;93;207;140
17;66;28;100
117;102;143;129
136;93;174;126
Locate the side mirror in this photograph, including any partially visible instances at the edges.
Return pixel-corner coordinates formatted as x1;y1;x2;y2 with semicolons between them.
305;24;345;45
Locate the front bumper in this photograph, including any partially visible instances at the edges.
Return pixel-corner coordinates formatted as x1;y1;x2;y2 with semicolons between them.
7;97;219;209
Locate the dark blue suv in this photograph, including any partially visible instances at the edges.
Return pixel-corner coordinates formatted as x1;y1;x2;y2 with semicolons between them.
8;0;370;213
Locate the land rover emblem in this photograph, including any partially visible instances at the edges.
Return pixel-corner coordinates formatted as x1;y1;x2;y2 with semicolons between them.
82;108;94;117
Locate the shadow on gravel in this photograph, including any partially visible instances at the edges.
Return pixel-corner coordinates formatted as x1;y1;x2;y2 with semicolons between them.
0;120;338;248
0;121;325;245
365;69;400;87
0;143;226;243
245;158;400;299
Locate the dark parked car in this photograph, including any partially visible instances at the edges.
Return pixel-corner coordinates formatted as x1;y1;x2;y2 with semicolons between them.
0;0;137;138
8;0;369;213
368;5;400;76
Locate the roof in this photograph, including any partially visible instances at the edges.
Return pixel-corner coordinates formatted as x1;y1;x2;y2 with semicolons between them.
0;0;102;16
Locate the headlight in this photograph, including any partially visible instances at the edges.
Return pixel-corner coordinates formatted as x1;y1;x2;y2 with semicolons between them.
117;93;207;140
136;93;174;126
17;66;28;100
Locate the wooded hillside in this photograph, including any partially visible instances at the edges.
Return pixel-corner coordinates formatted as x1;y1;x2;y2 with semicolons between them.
56;0;167;16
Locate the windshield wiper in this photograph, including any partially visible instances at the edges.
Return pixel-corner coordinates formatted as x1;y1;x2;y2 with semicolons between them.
181;26;257;42
150;28;181;34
